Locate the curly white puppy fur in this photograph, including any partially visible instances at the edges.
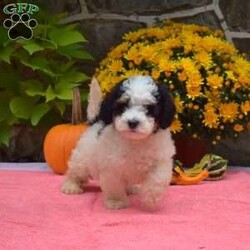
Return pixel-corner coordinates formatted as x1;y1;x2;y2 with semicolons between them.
61;75;176;209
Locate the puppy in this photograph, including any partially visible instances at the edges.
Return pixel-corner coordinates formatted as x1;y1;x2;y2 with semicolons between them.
61;75;176;209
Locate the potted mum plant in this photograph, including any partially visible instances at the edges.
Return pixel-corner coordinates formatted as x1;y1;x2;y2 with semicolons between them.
95;20;250;166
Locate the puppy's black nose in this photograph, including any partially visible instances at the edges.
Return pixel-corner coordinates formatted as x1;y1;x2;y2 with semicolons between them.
128;119;139;129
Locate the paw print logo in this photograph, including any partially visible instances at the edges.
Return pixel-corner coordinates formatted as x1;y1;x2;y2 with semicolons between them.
3;13;37;40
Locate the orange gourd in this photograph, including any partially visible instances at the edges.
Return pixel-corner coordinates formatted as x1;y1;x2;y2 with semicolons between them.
43;88;87;174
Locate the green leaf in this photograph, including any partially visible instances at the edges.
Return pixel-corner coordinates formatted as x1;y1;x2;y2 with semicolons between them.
6;115;18;126
71;50;93;60
0;27;9;45
20;57;56;77
22;80;45;97
49;29;86;46
45;85;56;102
59;61;75;72
74;72;89;82
80;90;89;102
57;71;89;85
58;45;93;60
21;57;49;71
64;23;79;31
55;80;76;100
31;103;50;126
53;100;66;116
0;125;10;146
23;42;44;55
38;37;57;49
0;95;11;121
55;81;79;93
0;67;21;91
41;67;57;77
0;46;13;64
56;88;73;100
9;97;35;119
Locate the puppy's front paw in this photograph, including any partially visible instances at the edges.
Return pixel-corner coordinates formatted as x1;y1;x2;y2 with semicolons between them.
140;186;165;209
141;192;162;209
61;179;83;194
126;185;141;195
104;199;129;209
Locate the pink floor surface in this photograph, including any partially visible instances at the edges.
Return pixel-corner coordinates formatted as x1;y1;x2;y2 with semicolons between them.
0;168;249;250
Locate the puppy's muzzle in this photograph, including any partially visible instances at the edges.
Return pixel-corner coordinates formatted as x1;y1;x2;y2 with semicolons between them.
127;119;140;129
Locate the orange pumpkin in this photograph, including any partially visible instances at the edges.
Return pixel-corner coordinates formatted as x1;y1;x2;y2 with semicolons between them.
43;88;87;174
43;123;87;174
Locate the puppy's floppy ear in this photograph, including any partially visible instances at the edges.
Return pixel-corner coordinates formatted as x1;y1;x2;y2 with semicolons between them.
87;77;103;123
157;84;176;129
98;83;123;125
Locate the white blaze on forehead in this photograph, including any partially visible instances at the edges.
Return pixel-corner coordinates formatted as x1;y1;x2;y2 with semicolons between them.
122;75;158;105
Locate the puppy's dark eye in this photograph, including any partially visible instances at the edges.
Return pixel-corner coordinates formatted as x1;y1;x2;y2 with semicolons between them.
145;104;159;117
113;102;128;115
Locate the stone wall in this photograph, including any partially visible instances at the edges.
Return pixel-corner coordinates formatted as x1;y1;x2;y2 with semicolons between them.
60;0;250;60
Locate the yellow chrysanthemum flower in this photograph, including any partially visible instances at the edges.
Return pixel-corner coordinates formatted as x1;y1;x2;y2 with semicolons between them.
99;58;112;68
232;82;241;93
179;58;196;72
203;110;219;128
122;69;146;79
207;74;224;89
238;75;250;87
183;34;202;53
124;30;144;42
233;124;244;132
108;60;124;73
99;75;124;94
233;57;250;87
124;46;142;65
204;103;216;111
161;38;182;50
145;27;166;39
108;42;129;59
140;45;156;61
174;96;184;113
214;29;224;38
96;69;110;83
241;101;250;115
187;73;203;87
177;71;187;82
186;85;201;99
225;70;237;82
170;118;183;133
219;103;238;121
151;69;161;80
159;58;176;72
201;36;236;55
194;51;213;69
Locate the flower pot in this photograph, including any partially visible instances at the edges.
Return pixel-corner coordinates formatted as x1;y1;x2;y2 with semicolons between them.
173;134;208;168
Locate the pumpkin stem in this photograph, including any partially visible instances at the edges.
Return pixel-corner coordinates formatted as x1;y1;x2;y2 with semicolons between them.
71;87;83;125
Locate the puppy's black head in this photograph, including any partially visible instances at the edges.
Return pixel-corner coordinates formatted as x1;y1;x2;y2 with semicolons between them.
97;82;124;125
156;83;176;129
96;76;175;131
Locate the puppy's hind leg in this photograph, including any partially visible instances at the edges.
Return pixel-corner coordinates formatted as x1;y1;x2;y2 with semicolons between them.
61;150;89;195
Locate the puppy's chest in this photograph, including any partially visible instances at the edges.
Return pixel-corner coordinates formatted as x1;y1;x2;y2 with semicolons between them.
111;147;157;182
